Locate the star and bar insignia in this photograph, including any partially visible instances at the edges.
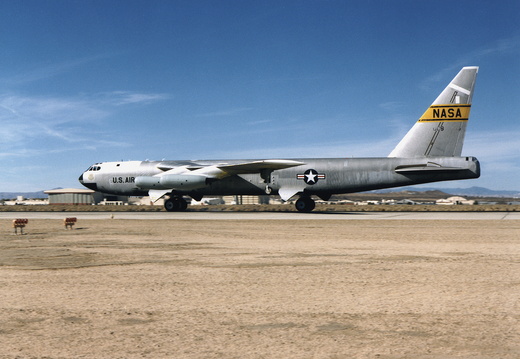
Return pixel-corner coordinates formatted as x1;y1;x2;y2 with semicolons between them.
297;169;326;185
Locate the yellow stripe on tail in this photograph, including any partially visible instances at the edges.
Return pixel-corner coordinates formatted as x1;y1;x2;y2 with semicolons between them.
419;104;471;122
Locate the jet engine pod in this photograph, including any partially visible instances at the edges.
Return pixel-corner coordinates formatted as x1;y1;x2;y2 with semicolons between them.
135;176;164;189
135;177;162;189
159;174;208;190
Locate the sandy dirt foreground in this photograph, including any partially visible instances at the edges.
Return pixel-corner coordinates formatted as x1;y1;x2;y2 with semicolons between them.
0;219;519;359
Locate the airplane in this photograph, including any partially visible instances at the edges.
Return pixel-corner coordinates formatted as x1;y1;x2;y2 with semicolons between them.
79;66;480;212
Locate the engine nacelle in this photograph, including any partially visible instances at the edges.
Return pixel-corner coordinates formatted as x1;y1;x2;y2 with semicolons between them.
160;174;208;190
136;174;208;190
135;176;162;189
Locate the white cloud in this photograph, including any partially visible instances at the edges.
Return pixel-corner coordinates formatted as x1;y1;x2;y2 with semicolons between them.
0;95;105;151
0;95;107;124
0;91;168;158
379;101;406;112
0;54;111;86
247;119;273;126
195;107;254;117
100;91;171;106
422;36;520;90
465;129;520;162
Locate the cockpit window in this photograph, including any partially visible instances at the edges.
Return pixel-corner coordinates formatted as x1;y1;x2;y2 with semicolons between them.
86;164;102;171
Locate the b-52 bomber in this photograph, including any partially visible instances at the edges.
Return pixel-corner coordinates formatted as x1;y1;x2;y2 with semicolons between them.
79;67;480;212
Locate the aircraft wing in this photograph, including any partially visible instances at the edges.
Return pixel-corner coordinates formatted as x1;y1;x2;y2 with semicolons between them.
182;159;305;178
157;159;304;176
140;159;305;202
216;159;305;175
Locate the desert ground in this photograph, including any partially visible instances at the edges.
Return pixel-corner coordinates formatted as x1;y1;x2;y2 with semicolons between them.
0;218;519;358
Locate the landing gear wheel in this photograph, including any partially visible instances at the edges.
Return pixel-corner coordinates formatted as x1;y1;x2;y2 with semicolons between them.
164;197;188;212
164;198;179;212
295;196;316;213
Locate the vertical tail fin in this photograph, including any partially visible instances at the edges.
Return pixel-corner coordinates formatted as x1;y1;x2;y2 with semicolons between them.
388;66;479;158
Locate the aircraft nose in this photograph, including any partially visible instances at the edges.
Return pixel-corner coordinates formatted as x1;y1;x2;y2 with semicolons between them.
78;172;98;191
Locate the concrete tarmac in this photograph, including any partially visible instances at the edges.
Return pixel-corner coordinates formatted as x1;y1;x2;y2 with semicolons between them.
0;211;519;220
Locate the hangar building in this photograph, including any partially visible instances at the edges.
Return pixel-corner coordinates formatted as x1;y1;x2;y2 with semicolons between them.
44;188;103;205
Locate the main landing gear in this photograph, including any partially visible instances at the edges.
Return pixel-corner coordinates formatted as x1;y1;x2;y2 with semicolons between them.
295;196;315;213
164;196;188;212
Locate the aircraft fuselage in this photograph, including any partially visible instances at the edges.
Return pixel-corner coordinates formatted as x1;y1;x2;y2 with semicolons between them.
78;67;481;212
80;156;480;200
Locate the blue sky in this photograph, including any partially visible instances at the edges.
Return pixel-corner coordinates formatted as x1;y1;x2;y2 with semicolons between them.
1;0;519;192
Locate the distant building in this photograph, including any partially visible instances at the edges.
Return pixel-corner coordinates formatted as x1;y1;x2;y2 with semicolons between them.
191;197;225;205
128;196;164;206
436;196;475;205
222;195;270;205
44;188;103;205
2;196;48;205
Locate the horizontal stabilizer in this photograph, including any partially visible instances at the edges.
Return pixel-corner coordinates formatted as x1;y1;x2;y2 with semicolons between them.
395;163;467;174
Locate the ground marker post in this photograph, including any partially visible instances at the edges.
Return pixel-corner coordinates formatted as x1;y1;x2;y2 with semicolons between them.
13;218;28;235
64;217;77;230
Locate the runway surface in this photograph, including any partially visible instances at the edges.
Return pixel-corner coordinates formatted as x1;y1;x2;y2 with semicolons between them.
1;216;518;358
0;211;519;220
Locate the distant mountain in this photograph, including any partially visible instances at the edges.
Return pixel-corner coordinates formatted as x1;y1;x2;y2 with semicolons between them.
372;186;520;198
0;190;50;200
